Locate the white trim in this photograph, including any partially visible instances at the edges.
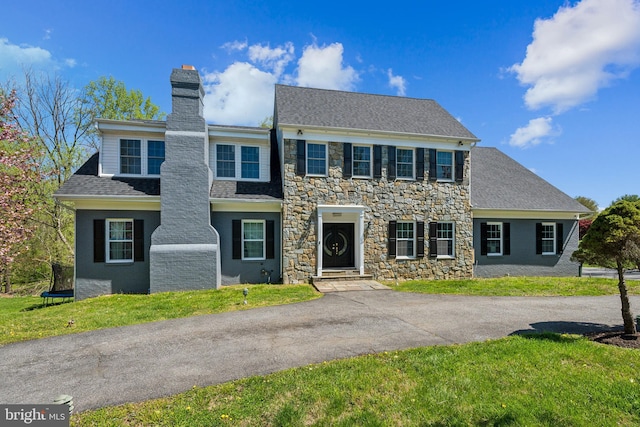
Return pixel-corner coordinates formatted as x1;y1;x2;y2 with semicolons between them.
305;141;328;177
105;218;134;263
242;219;266;261
316;205;366;276
395;221;416;259
352;144;373;179
280;125;478;147
473;209;581;220
395;147;415;180
541;222;556;255
210;200;282;212
435;149;454;182
486;221;503;257
165;130;207;138
212;142;267;182
436;221;455;259
55;197;161;211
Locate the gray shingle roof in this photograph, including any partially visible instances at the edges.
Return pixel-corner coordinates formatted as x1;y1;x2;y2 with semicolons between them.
55;153;161;197
275;85;478;140
471;147;590;213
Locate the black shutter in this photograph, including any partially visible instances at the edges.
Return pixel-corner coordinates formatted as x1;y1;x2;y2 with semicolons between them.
296;140;306;176
428;149;437;181
266;220;275;259
504;223;511;256
455;150;464;182
536;223;542;254
416;148;425;181
480;222;488;256
134;219;144;262
417;221;425;258
556;223;564;254
373;145;382;178
388;221;397;258
232;220;242;259
343;143;352;178
387;146;396;180
429;222;438;257
93;219;105;263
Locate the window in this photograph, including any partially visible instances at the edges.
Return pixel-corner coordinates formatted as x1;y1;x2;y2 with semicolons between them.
307;143;327;176
352;145;371;177
241;146;260;179
396;222;415;258
396;148;414;179
242;220;265;260
541;223;556;255
147;140;165;175
430;222;455;258
120;139;141;174
436;151;453;180
216;144;236;178
486;222;502;256
107;219;133;262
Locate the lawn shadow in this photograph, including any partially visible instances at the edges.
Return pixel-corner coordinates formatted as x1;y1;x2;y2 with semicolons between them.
510;321;618;337
21;300;73;312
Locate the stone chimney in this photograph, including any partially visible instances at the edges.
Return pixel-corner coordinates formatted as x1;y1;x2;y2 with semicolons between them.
149;66;220;292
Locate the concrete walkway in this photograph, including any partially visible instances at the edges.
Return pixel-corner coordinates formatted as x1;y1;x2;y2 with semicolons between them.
1;291;638;412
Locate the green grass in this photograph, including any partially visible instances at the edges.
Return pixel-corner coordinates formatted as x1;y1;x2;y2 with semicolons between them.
392;276;638;296
72;333;640;426
0;284;320;346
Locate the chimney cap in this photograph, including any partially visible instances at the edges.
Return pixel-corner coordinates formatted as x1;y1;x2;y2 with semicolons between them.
181;65;196;70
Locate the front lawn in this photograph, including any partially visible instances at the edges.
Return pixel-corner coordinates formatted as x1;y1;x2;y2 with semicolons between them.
393;276;637;296
72;333;640;426
0;284;320;346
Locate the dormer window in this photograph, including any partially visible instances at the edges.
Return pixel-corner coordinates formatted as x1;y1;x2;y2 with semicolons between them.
119;139;164;176
214;143;263;181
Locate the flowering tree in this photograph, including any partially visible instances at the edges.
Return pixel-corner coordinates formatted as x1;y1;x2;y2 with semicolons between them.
0;90;42;292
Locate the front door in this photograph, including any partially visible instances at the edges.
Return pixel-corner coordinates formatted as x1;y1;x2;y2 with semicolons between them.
322;223;355;268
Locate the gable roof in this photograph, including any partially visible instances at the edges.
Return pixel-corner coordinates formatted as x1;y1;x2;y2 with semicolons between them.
275;85;478;141
471;147;590;214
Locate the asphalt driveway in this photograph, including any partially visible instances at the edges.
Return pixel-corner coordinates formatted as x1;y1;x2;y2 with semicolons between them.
2;291;638;412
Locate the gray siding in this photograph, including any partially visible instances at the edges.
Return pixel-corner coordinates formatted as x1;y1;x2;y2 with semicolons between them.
473;218;581;277
75;210;160;300
211;211;281;285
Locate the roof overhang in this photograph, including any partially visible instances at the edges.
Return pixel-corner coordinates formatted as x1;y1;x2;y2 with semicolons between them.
472;208;583;220
210;199;282;213
54;194;161;211
96;118;166;136
278;124;479;150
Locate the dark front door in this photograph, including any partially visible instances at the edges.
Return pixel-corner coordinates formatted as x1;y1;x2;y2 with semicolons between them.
322;223;355;268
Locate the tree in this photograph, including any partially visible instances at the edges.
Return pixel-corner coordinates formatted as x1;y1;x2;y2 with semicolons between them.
572;200;640;335
613;194;640;204
0;90;42;292
259;115;273;128
575;196;598;216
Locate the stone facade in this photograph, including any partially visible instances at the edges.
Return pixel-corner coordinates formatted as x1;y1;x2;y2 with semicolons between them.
281;139;474;283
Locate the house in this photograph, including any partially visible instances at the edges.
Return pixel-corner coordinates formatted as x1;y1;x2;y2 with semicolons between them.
55;66;588;300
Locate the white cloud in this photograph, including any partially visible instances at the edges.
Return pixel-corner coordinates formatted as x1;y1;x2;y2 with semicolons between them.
387;68;407;96
202;62;276;125
509;117;556;148
0;38;52;77
64;58;77;68
295;42;358;90
247;42;294;77
221;40;248;52
510;0;640;113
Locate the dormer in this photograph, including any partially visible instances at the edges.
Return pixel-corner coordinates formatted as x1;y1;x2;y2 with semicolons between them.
208;125;272;183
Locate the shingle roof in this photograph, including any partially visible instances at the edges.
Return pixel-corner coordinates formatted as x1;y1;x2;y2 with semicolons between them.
471;147;590;213
55;153;161;197
275;84;478;140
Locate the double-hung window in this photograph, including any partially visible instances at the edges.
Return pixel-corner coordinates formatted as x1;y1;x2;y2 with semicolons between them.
396;148;414;179
216;144;236;178
486;222;502;256
242;220;265;260
147;140;165;175
106;219;133;262
307;143;327;176
396;222;415;258
430;222;455;258
120;139;141;174
540;223;556;255
352;145;371;177
436;151;453;181
241;146;260;179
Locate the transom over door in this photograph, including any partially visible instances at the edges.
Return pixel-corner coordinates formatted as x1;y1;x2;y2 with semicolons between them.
322;223;355;268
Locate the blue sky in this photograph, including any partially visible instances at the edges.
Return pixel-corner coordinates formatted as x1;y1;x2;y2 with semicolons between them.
2;0;639;209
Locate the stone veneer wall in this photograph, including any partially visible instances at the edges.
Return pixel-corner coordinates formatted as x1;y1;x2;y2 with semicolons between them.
281;139;474;283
